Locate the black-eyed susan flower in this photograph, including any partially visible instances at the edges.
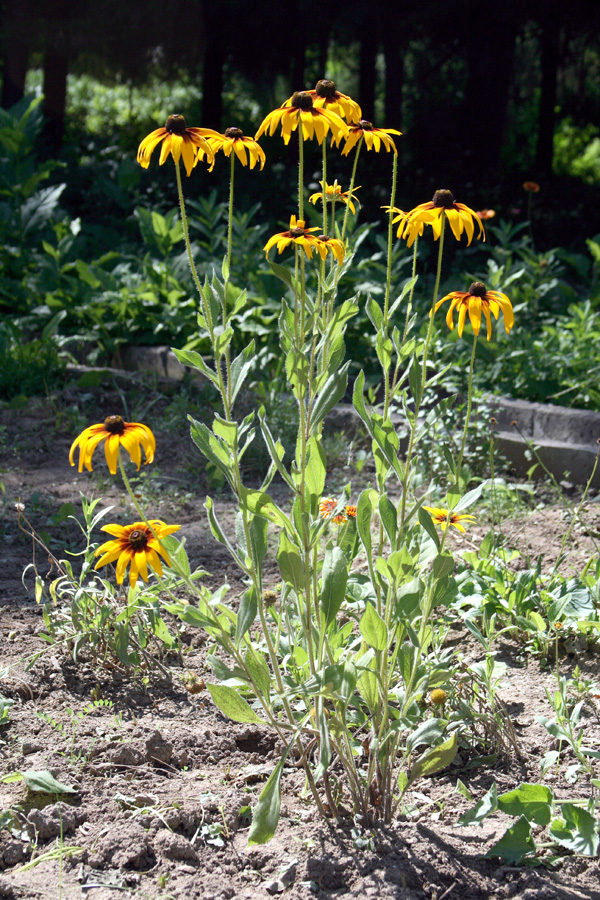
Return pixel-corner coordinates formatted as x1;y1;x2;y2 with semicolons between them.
422;506;476;532
315;235;346;265
336;120;401;156
94;520;181;588
399;190;484;246
255;92;348;145
434;281;514;341
69;416;156;476
309;180;361;214
198;126;266;172
306;79;362;123
319;497;337;518
137;114;218;177
523;181;540;193
384;206;426;247
264;215;321;259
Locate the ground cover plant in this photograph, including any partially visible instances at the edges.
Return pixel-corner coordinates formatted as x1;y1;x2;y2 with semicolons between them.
2;75;600;900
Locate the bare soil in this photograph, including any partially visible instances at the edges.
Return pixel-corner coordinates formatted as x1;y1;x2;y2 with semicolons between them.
2;380;600;900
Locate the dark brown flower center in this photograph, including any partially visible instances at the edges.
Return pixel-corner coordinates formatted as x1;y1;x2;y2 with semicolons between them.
318;234;329;241
224;126;243;139
165;114;188;135
468;282;487;297
104;415;125;435
128;528;149;551
432;189;455;208
290;227;306;238
315;79;336;98
291;91;314;111
359;120;373;131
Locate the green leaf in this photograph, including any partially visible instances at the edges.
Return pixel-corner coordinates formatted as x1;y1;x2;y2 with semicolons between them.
484;816;535;864
172;348;219;385
248;756;286;845
418;507;441;550
359;602;388;651
409;733;458;784
236;587;258;646
230;341;256;407
378;495;397;548
453;481;487;513
433;553;454;581
406;719;445;753
247;514;268;571
240;487;292;532
550;803;599;856
320;544;348;626
268;260;297;292
356;489;373;558
244;647;271;700
498;784;553;826
22;770;77;794
207;684;263;724
277;532;305;593
458;783;498;827
304;436;326;503
309;363;349;436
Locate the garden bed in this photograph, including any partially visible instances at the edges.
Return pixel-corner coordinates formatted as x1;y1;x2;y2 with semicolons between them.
1;380;600;899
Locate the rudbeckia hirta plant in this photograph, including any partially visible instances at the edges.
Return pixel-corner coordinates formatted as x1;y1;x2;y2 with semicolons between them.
315;235;346;265
422;507;476;532
255;92;348;146
69;416;156;475
306;79;362;123
337;120;401;155
137;114;217;177
400;190;484;246
264;215;321;259
309;180;361;214
94;520;181;588
434;281;514;340
199;127;266;171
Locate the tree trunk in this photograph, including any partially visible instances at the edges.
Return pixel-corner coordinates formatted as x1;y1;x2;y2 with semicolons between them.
1;0;32;109
202;31;225;129
535;5;560;174
359;28;377;121
42;48;68;153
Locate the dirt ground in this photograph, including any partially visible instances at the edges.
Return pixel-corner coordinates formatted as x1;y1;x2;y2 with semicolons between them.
2;378;600;900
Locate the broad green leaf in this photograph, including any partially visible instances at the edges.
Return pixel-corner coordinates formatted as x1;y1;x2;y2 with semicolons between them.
409;733;457;784
418;507;441;550
356;668;379;713
23;770;77;794
484;816;535;864
309;363;349;436
453;481;487;513
356;489;373;558
244;647;271;700
498;784;553;826
230;341;256;407
277;532;305;593
378;495;397;548
236;587;258;646
208;684;263;724
321;545;348;626
248;755;286;845
433;553;454;581
458;783;498;827
550;803;599;856
247;514;268;571
172;348;219;385
359;602;388;651
304;436;326;503
406;719;445;753
268;260;297;293
240;487;292;532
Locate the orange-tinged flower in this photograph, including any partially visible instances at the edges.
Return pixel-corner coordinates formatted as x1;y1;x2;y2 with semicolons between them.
476;209;496;220
523;181;540;193
94;520;181;588
137;114;218;177
264;215;321;260
336;120;401;156
197;126;266;172
422;506;476;532
309;180;361;214
314;235;346;265
255;92;348;145
332;513;348;525
399;189;484;247
434;281;514;341
69;416;156;475
346;505;357;518
319;497;337;518
305;79;362;123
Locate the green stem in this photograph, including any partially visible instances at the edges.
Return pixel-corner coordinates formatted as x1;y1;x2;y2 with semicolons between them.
401;236;419;347
341;137;362;243
383;153;398;332
298;126;304;221
175;161;206;314
455;332;478;489
224;151;235;315
321;139;328;236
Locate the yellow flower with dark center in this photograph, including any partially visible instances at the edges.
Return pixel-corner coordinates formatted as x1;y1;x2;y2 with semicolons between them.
264;215;321;260
315;235;346;265
434;281;514;341
384;206;426;245
523;181;540;193
197;126;266;172
422;506;476;532
69;416;156;475
137;114;218;177
255;92;348;145
399;190;484;246
94;520;181;588
305;79;362;123
336;120;401;156
309;180;361;214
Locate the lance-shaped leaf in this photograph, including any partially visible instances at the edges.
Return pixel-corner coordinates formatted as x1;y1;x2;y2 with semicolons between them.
320;544;348;626
408;732;457;785
277;532;305;593
208;684;263;724
230;340;256;406
309;362;349;437
172;348;219;387
359;602;388;651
